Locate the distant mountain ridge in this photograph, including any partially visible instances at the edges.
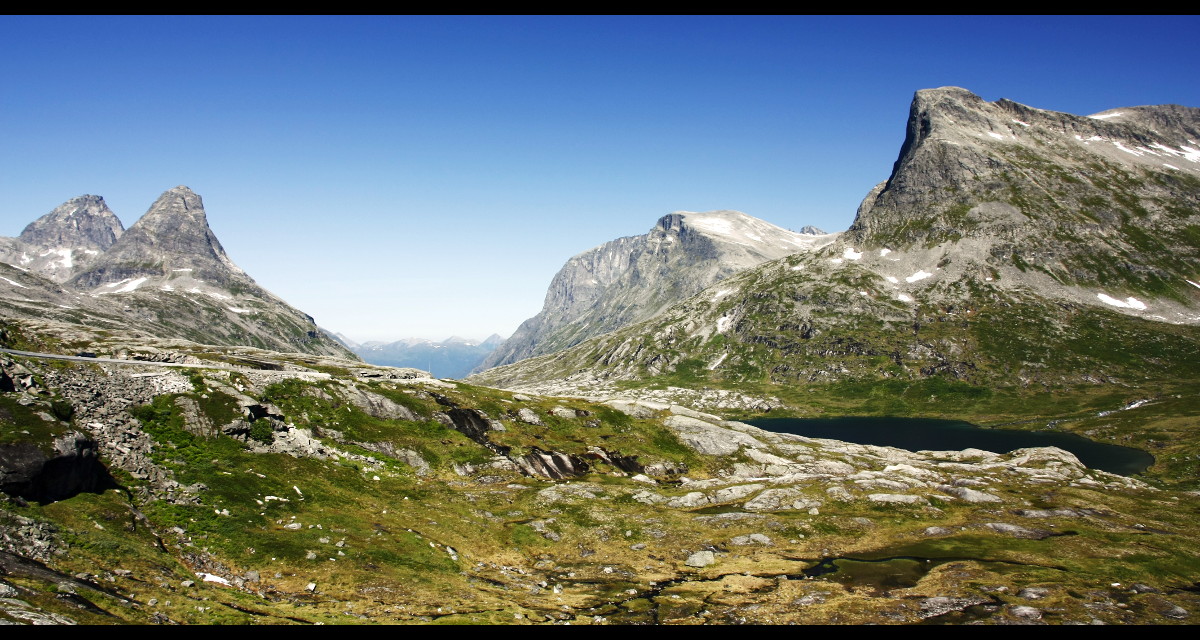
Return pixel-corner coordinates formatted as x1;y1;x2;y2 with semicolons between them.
0;186;354;358
476;209;836;372
352;334;503;379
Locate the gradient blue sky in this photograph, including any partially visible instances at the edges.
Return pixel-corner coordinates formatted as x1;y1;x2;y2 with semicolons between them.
3;15;1198;342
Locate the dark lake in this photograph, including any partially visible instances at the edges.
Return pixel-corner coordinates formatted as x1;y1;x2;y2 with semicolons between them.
744;416;1154;476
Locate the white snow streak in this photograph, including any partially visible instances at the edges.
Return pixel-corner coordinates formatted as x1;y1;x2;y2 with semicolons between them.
716;316;733;334
1186;280;1200;290
101;277;147;294
707;353;728;370
896;293;914;302
712;288;732;302
879;248;892;257
227;307;251;314
1113;141;1144;157
885;276;899;284
1097;293;1147;310
0;277;27;289
1164;164;1180;170
1011;119;1031;127
115;277;148;293
905;270;933;283
986;131;1005;140
843;247;862;260
173;268;193;272
1088;112;1123;120
790;265;804;271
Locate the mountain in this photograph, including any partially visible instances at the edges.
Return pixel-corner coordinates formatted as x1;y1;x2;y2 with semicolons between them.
849;86;1200;307
352;333;504;379
470;88;1200;415
0;195;124;283
0;187;354;359
476;210;836;372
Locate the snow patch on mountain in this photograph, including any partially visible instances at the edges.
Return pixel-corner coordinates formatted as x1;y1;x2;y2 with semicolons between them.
1097;294;1148;310
99;277;148;294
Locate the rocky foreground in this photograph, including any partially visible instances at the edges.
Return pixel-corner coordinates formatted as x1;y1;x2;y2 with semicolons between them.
1;334;1197;624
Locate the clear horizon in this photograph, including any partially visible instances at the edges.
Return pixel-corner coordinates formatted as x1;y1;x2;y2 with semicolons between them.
3;15;1198;343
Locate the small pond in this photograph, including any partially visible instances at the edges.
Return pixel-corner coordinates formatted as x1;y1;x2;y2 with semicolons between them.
745;416;1153;476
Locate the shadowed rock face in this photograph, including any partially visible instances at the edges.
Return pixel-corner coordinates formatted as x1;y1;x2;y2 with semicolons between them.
477;210;836;371
0;434;117;504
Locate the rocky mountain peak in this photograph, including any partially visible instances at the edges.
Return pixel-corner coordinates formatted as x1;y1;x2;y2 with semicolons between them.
17;194;124;252
850;87;1200;275
0;186;354;358
476;209;836;372
68;185;242;290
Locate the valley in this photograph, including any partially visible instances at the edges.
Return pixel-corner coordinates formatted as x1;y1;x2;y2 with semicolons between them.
1;87;1198;625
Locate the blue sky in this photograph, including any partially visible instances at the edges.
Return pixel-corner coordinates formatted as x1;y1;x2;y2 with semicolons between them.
2;15;1198;342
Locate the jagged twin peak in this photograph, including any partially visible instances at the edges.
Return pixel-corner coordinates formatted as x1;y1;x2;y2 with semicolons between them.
477;209;835;371
69;185;246;292
0;186;353;358
0;195;125;282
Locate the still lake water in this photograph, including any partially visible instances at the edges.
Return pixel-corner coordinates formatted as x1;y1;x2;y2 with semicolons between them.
745;416;1154;476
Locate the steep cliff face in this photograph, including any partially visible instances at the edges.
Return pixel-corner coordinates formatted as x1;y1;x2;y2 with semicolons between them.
850;87;1200;301
477;210;835;371
0;187;354;359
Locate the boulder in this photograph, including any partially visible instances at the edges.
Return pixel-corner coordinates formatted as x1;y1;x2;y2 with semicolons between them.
730;533;772;546
868;493;927;505
685;550;715;568
938;485;1003;503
